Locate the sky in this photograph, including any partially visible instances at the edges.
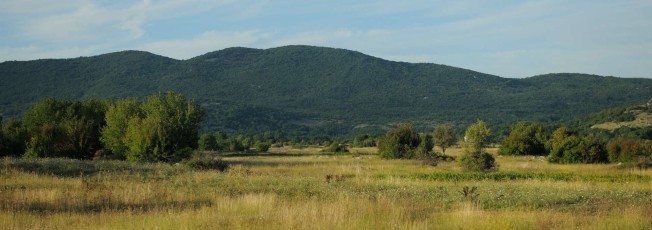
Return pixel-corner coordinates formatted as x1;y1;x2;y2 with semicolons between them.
1;0;651;78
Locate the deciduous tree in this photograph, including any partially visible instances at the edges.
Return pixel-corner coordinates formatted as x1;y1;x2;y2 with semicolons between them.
433;125;456;156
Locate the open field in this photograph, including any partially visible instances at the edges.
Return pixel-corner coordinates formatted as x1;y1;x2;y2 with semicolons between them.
2;147;652;229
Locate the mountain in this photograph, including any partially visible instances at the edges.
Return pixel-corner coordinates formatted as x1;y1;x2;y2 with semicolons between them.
1;45;651;137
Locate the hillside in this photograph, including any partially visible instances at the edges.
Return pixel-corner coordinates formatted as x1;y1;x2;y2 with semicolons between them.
1;45;652;137
562;99;652;139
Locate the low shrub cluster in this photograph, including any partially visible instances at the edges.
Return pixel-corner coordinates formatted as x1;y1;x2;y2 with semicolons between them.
321;143;349;153
183;153;229;171
607;138;652;168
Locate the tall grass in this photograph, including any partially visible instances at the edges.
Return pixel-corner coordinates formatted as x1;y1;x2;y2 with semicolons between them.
2;148;652;229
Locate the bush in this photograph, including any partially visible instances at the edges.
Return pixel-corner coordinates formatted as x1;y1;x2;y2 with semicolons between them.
353;134;376;147
183;152;229;171
377;123;420;159
322;143;349;153
459;150;497;172
636;156;652;169
0;118;28;157
254;141;271;152
607;138;651;163
415;133;438;166
548;128;608;164
227;138;246;152
198;133;219;151
498;122;547;156
459;120;497;172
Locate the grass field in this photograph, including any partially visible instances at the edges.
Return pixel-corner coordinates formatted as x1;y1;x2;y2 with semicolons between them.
2;147;652;229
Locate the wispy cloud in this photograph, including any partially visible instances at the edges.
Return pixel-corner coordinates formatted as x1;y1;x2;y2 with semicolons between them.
17;1;146;42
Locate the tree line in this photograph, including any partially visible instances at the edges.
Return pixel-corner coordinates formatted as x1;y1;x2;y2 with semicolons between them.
2;94;650;169
0;92;203;162
372;120;652;171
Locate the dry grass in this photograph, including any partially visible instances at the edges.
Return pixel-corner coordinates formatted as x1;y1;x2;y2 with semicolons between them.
2;148;652;229
267;146;323;154
591;112;652;131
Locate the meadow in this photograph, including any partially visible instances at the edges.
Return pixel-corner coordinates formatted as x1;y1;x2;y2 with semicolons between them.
2;147;652;229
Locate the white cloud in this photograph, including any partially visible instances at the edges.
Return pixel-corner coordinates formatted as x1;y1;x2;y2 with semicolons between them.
137;30;270;59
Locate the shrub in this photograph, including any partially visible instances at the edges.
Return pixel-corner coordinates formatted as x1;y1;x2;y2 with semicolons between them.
548;127;608;164
0;118;28;157
377;123;420;159
254;141;271;152
636;156;652;169
322;143;349;153
607;138;651;163
415;133;438;166
198;133;219;151
459;120;497;172
498;122;547;156
227;138;246;152
183;152;229;171
460;150;497;172
353;134;376;147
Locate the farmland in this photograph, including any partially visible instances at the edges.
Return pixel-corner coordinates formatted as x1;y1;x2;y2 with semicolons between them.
2;147;651;229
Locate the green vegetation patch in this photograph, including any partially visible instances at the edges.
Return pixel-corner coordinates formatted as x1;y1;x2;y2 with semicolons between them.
3;157;188;178
379;171;651;183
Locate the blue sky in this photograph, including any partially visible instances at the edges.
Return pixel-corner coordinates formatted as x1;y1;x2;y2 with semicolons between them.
1;0;651;78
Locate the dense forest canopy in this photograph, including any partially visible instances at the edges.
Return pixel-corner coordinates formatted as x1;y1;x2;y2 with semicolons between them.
1;45;651;138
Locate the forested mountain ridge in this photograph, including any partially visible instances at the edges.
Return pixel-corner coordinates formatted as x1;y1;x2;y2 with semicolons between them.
1;45;651;136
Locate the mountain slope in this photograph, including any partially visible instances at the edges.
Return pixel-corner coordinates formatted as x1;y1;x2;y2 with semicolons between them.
1;45;651;136
561;99;652;139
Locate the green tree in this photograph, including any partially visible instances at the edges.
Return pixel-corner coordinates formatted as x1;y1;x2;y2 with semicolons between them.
100;92;204;162
377;123;420;159
416;133;438;166
547;127;608;164
547;127;580;163
24;124;60;158
498;122;548;156
0;118;28;157
22;98;107;159
577;135;608;163
198;133;218;151
227;138;245;152
101;98;141;157
433;125;456;156
353;134;376;147
254;141;271;152
213;131;228;150
459;120;497;172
